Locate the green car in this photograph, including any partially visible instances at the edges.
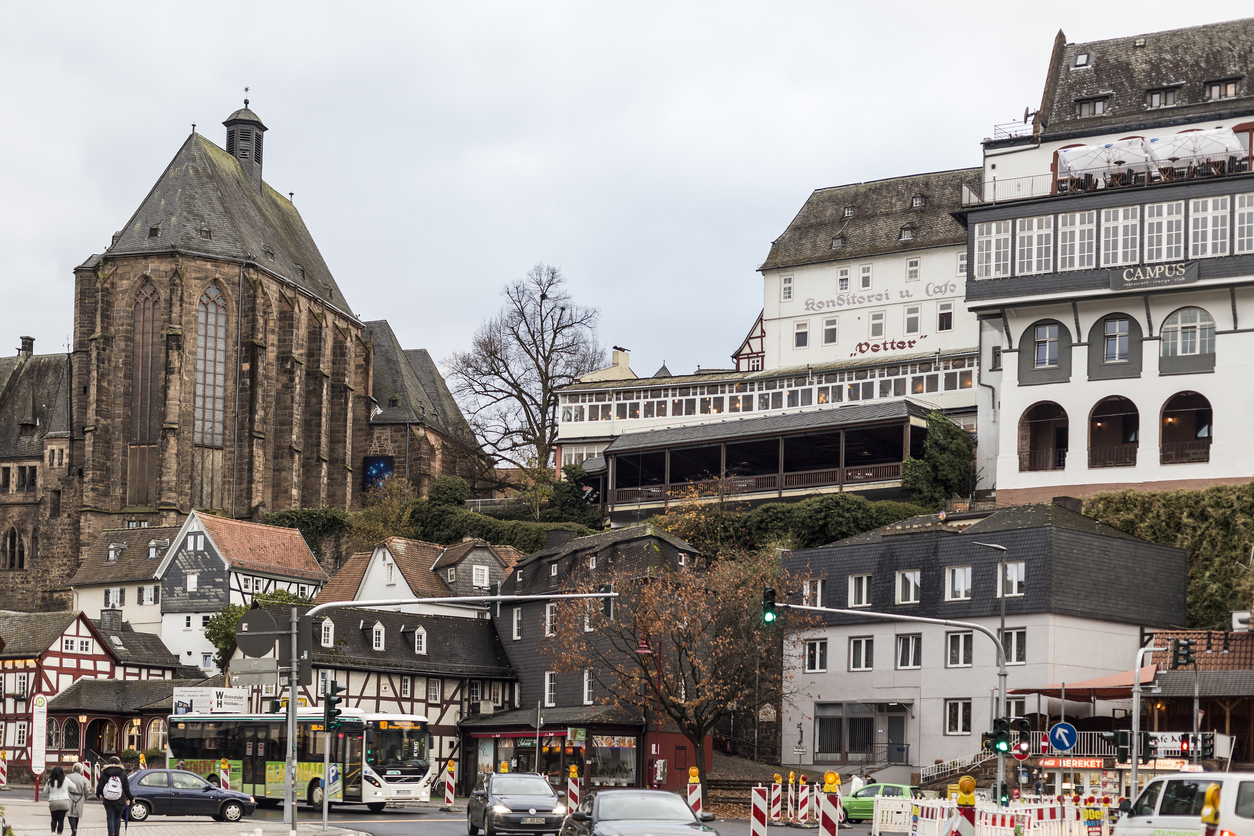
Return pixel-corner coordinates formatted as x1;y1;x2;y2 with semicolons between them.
841;784;921;823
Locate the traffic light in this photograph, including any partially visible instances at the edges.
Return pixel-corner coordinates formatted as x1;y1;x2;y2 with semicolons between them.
1014;719;1032;755
1201;733;1215;759
1180;733;1191;755
1101;731;1130;762
268;699;282;714
997;782;1010;805
993;717;1011;753
1140;731;1156;764
324;680;347;730
485;582;500;616
600;584;614;619
981;732;996;751
1171;638;1197;669
762;588;777;623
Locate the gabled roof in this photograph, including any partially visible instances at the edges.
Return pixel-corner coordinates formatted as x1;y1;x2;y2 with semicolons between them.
403;348;477;444
90;620;180;668
70;525;182;587
511;526;697;598
312;552;371;605
1037;19;1254;140
383;537;454;597
0;353;71;458
758;168;979;273
99;132;351;316
273;606;515;678
430;540;510;572
197;513;327;583
831;502;1145;546
0;610;83;658
48;677;210;714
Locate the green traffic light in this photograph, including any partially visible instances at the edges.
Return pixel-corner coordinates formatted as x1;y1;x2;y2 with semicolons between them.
764;611;777;623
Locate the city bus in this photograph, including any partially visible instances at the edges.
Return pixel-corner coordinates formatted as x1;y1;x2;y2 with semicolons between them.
167;709;437;810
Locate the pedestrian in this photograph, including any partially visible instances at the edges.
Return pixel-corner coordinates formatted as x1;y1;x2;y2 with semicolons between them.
1034;776;1044;797
95;756;133;836
847;772;865;795
66;764;91;836
46;766;72;834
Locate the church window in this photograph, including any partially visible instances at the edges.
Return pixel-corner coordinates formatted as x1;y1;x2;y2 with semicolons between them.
2;528;25;570
192;284;228;509
129;282;162;506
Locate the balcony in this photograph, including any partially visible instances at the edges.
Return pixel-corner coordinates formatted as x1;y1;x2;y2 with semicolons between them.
611;463;903;505
1160;440;1211;465
1019;448;1067;472
1089;446;1138;468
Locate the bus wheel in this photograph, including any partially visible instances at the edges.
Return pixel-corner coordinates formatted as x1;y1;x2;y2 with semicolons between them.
308;780;324;808
366;802;387;813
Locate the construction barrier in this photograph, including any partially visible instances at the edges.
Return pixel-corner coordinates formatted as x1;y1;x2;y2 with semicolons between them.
799;780;811;824
868;799;1097;836
568;766;580;810
751;786;769;836
445;759;456;808
219;757;230;791
0;750;7;786
688;782;703;816
820;792;841;836
770;782;783;822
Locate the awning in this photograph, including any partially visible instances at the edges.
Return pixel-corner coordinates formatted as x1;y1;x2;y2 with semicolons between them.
1058;138;1151;176
1146;128;1243;164
1009;665;1157;701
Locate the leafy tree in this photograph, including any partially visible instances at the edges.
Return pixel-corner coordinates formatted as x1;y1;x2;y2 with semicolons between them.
546;547;818;786
446;263;604;481
263;507;350;565
544;464;603;527
348;475;417;552
429;475;470;507
204;589;309;673
902;409;976;510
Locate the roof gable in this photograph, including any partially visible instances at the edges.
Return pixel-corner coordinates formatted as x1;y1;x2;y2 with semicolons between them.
70;525;182;587
0;611;113;661
0;353;71;458
199;512;327;582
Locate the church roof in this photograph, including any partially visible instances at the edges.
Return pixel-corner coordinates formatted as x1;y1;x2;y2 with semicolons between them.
363;320;476;442
100;132;351;317
224;105;266;128
0;352;71;459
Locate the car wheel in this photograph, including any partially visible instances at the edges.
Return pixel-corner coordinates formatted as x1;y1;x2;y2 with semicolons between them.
221;801;244;822
839;806;848;824
485;816;497;836
129;801;151;822
366;801;387;813
468;813;481;835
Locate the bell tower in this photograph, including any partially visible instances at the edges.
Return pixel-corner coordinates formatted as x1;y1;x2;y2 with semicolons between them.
223;95;268;193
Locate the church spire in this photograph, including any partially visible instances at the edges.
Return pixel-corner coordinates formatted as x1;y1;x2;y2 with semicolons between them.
222;91;268;193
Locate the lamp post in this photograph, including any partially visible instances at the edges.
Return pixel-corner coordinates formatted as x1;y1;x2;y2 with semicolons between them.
974;541;1009;806
634;633;664;789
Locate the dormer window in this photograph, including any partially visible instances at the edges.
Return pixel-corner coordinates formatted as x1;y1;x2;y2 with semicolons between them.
447;567;456;583
843;206;854;219
263;246;275;261
1073;52;1090;68
899;225;915;241
472;565;489;588
830;236;844;251
1147;88;1179;109
147;539;168;559
107;543;123;562
388;395;400;409
1076;97;1108;118
415;627;427;655
515;571;523;587
1208;79;1238;100
589;556;597;571
372;622;385;651
912;195;926;209
550;563;558;577
199;226;212;240
321;619;334;648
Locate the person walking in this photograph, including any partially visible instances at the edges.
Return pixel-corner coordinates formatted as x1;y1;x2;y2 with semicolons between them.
66;763;91;836
46;766;72;834
95;756;133;836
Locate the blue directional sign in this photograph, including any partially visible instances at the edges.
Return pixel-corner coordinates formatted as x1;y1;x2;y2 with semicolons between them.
1049;722;1078;752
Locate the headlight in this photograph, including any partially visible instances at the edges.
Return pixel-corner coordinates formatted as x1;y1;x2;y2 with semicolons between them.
490;802;512;815
249;796;256;804
363;774;382;787
552;803;567;815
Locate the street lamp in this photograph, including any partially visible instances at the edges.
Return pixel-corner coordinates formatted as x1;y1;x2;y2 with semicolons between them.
634;633;664;789
974;541;1009;806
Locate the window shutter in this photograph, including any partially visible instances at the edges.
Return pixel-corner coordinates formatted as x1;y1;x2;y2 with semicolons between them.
152;584;160;604
119;588;125;606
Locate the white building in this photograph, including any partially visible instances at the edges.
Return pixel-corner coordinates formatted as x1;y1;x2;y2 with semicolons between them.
780;500;1186;784
963;20;1254;504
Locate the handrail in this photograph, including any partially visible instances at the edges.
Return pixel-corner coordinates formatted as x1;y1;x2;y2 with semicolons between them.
920;748;996;783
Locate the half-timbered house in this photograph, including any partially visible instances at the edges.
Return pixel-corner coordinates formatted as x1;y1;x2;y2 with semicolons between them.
68;525;181;633
0;609;183;775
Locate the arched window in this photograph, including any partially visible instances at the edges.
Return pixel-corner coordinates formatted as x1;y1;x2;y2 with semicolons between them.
1018;402;1069;472
102;720;118;754
192;284;228;509
415;627;427;655
147;718;167;751
46;718;61;751
321;618;334;648
1162;308;1216;357
1089;397;1139;468
1161;392;1212;464
129;282;162;506
124;718;142;751
2;528;25;570
372;622;385;651
62;718;79;752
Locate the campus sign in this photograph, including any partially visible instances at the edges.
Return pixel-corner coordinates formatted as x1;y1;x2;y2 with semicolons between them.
1110;261;1198;290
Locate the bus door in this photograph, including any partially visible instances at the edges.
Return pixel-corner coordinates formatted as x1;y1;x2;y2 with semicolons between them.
343;731;363;802
249;724;271;797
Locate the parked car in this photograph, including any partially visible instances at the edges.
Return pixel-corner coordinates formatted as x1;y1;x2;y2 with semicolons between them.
467;772;567;836
560;788;718;836
841;783;921;823
1114;773;1254;836
127;769;256;823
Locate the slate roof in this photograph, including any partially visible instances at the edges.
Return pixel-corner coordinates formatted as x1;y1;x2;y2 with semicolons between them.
404;348;477;443
1153;670;1254;698
603;399;930;454
0;353;71;459
100;131;351;316
459;704;642;729
138;674;225;711
312;552;371;605
758;168;980;273
831;502;1145;547
199;514;327;583
559;348;978;393
90;620;180;668
48;677;209;714
1037;19;1254;141
510;526;698;596
0;610;81;658
70;526;182;586
266;605;515;678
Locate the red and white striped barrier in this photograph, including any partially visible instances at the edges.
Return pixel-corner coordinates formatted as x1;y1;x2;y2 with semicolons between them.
788;780;797;822
752;786;769;836
446;772;455;807
799;783;811;823
770;782;783;822
568;773;580;810
688;782;703;816
819;793;841;836
0;751;7;786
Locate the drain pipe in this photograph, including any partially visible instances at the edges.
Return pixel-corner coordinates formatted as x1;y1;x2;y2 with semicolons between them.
232;263;244;518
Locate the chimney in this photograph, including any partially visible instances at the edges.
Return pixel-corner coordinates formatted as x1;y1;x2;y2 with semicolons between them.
1052;496;1083;513
99;609;124;631
612;348;630;369
546;529;576;549
18;336;33;359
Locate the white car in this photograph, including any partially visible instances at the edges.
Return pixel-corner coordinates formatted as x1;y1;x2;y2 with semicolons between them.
1115;773;1254;836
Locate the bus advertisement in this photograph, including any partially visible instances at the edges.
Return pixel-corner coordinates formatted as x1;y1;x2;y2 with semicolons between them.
167;710;436;810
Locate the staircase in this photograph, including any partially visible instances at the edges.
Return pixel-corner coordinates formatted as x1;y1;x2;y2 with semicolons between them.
918;750;997;792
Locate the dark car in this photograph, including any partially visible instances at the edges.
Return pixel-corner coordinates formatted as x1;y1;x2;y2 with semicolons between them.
467;772;567;836
127;769;256;823
560;789;718;836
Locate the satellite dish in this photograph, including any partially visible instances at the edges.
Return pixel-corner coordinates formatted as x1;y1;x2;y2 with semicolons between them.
1023;106;1031;124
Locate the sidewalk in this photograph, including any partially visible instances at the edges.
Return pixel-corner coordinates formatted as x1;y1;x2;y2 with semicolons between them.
0;798;369;836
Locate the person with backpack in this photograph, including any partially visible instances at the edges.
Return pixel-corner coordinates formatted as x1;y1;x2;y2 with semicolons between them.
45;766;72;834
95;756;132;836
65;764;91;836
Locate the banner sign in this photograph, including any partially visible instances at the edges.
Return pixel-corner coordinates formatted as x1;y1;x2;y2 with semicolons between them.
172;687;249;714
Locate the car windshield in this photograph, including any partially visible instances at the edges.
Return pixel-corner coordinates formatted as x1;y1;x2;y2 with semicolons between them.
367;725;430;770
598;792;695;821
492;776;555;796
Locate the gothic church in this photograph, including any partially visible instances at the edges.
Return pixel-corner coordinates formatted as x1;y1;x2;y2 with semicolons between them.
0;102;483;610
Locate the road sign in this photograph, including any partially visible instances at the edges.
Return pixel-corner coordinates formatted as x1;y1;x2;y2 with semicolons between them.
1049;722;1078;752
1014;747;1030;762
793;746;807;755
236;609;279;658
31;694;48;775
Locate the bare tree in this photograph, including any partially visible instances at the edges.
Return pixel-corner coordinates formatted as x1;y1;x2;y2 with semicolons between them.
446;264;603;477
546;548;817;785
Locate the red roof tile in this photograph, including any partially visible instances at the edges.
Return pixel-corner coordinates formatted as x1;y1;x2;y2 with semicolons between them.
1151;629;1254;670
199;515;327;583
312;553;371;604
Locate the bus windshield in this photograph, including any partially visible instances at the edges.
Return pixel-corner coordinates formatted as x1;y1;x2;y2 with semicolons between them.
367;723;430;770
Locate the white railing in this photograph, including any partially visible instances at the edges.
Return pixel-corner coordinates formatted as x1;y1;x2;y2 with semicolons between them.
920;749;996;784
874;797;1100;836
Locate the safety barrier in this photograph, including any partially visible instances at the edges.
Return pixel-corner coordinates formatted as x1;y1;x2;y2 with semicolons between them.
869;798;1112;836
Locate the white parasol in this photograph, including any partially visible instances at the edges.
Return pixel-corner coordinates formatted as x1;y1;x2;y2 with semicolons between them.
1057;138;1150;176
1146;128;1243;164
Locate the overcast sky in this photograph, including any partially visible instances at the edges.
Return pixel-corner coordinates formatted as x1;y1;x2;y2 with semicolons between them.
2;2;1251;379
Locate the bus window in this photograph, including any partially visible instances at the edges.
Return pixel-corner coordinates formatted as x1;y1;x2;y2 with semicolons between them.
366;723;431;770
